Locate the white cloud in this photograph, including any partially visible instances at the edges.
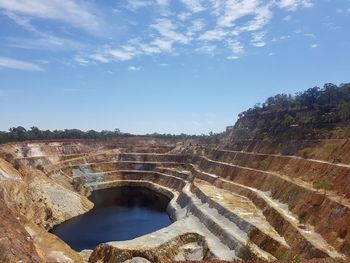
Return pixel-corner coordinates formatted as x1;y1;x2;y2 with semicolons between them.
86;37;174;65
276;0;313;11
271;34;291;42
90;53;110;63
303;33;316;38
227;39;244;55
199;29;227;41
151;19;190;44
152;38;173;51
128;66;141;71
227;55;240;60
251;31;266;47
109;46;137;61
217;0;260;28
126;0;153;11
4;10;36;31
177;12;192;21
52;0;317;65
283;15;292;21
74;56;89;65
4;11;85;51
196;44;217;55
187;19;205;36
240;5;273;32
190;19;205;32
0;57;43;71
310;43;318;48
181;0;205;13
156;0;170;6
7;35;83;51
0;0;102;33
280;35;291;40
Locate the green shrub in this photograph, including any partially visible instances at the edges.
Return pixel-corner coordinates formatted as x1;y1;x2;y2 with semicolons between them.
36;164;44;171
289;254;302;263
13;160;21;170
298;211;309;225
313;180;332;195
237;244;256;260
300;147;312;159
4;153;14;162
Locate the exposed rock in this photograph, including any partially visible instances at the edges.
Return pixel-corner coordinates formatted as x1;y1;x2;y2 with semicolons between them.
124;257;152;263
0;138;350;262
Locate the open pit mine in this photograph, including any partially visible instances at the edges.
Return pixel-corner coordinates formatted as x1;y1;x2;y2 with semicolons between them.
0;137;350;263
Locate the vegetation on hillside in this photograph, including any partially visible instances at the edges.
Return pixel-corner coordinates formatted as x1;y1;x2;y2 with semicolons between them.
0;127;217;144
230;83;350;140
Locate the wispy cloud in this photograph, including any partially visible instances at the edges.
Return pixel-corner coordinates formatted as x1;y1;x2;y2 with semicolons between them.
2;0;316;66
251;31;266;47
226;39;244;58
73;56;89;65
128;66;141;71
0;0;102;33
7;35;84;51
276;0;313;11
156;0;170;6
187;19;205;35
196;44;217;55
199;29;227;41
151;18;190;44
216;0;261;28
126;0;153;11
0;57;43;71
109;47;137;61
181;0;205;13
3;10;86;52
73;0;316;65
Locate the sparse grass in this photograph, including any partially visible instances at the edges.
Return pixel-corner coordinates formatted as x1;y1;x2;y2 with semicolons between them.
251;160;259;168
259;159;270;170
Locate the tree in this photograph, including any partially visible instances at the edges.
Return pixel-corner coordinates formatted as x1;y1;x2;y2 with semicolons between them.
313;180;332;195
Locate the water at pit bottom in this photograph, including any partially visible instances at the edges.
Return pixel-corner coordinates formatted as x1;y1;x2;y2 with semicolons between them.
51;186;172;251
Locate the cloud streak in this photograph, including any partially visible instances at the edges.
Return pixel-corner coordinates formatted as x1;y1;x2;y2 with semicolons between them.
0;0;102;33
0;57;43;71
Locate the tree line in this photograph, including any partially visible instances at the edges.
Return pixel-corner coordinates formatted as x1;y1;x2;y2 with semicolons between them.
0;127;219;144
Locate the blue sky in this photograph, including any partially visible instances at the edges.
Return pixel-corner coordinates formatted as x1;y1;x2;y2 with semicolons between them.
0;0;349;134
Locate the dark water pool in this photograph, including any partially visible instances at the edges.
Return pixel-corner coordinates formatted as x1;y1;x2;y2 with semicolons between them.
51;186;172;251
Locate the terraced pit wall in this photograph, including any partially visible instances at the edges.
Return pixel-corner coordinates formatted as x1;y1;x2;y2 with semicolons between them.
0;138;349;262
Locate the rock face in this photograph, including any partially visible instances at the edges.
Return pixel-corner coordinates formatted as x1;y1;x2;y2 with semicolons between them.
0;137;350;262
0;153;93;262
